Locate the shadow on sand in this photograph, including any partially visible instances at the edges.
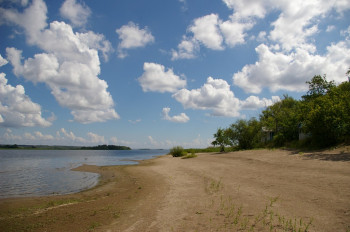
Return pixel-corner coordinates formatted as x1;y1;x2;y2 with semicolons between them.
302;152;350;162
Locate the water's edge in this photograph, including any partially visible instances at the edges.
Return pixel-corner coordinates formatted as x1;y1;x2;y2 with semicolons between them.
0;150;169;199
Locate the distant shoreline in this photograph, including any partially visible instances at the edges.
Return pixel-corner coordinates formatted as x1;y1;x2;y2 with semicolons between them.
0;144;131;150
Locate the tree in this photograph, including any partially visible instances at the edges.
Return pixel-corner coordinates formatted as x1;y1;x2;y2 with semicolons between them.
301;80;350;146
210;72;350;150
227;118;261;149
212;128;230;152
302;75;335;100
260;95;301;146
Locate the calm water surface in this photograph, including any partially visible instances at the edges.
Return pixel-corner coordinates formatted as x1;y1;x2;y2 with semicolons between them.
0;149;168;198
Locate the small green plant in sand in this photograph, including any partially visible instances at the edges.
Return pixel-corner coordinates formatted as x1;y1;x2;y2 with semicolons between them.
205;178;224;194
169;146;187;157
201;195;313;232
43;198;80;209
181;152;197;159
88;221;101;231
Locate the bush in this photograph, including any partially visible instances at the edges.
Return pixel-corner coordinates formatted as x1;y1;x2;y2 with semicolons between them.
170;146;186;157
181;152;198;159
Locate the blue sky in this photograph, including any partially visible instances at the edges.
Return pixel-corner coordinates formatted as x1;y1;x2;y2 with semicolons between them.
0;0;349;148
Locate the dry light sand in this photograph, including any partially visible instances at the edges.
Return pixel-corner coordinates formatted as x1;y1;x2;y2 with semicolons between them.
0;148;349;231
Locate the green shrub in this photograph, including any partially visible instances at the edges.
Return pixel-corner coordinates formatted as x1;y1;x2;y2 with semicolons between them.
170;146;186;157
181;152;198;159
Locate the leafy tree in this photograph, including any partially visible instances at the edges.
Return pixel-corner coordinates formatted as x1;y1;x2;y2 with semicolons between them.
210;72;350;150
302;75;335;100
212;128;230;152
301;80;350;146
260;96;301;146
227;118;261;149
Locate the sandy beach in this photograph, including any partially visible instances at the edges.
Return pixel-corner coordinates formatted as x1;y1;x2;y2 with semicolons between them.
0;148;349;231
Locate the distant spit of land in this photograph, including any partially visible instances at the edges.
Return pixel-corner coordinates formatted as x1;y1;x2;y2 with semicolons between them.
0;144;131;150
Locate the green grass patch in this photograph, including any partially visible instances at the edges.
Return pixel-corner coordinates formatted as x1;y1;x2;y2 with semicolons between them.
181;153;198;159
202;195;314;232
185;146;238;153
88;221;101;231
41;198;81;209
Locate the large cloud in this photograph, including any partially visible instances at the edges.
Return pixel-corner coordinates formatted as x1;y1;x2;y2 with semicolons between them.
229;0;350;93
189;14;224;50
233;41;350;93
171;12;255;60
173;0;350;59
172;0;350;94
0;73;51;127
173;77;240;117
240;95;280;110
222;0;267;18
138;62;187;93
268;0;350;52
173;77;278;117
219;15;254;48
60;0;91;27
116;22;155;58
2;0;118;124
162;107;190;123
0;0;48;44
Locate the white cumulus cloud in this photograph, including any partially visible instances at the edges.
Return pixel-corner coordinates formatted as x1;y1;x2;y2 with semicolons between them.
60;0;91;27
229;0;350;93
2;0;118;124
233;42;350;93
171;11;255;59
78;31;114;62
25;131;54;140
162;107;190;123
241;95;280;110
171;36;199;60
138;62;187;93
0;0;48;44
58;128;86;144
0;54;8;67
0;73;51;127
222;0;268;18
116;22;155;58
173;76;280;117
87;132;105;144
172;0;350;95
219;15;254;48
1;128;128;146
173;77;241;117
189;14;224;50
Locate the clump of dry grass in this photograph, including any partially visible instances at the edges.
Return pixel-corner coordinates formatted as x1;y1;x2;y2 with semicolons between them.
199;178;313;232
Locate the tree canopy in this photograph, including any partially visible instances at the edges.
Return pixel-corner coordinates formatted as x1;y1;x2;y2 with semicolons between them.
211;74;350;150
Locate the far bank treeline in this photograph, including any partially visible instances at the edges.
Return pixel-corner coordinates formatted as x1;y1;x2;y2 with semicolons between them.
212;74;350;151
0;144;131;150
80;145;131;150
